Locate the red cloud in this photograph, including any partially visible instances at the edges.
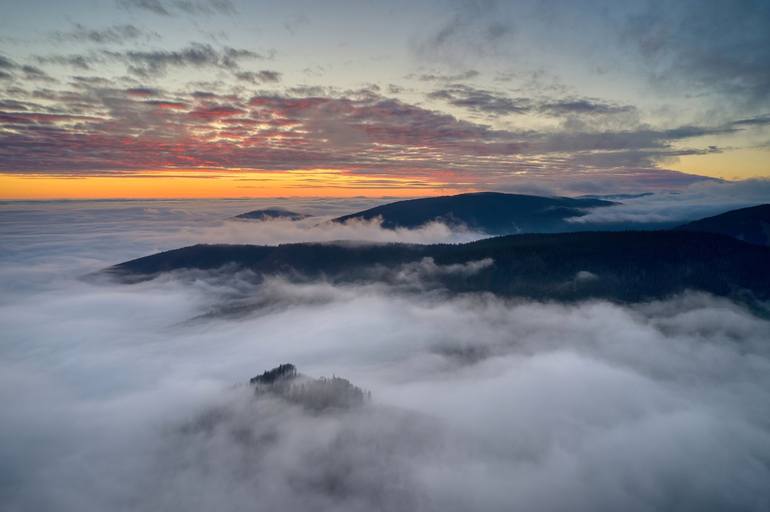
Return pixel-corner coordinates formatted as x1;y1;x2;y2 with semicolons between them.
188;105;246;121
0;88;714;192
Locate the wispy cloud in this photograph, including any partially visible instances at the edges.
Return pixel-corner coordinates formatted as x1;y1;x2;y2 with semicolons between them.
622;0;770;107
234;70;282;84
50;24;159;45
427;84;530;116
0;55;57;82
106;44;264;77
117;0;236;16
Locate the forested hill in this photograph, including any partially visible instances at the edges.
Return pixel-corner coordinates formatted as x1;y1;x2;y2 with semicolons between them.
675;204;770;246
105;231;770;304
331;192;616;233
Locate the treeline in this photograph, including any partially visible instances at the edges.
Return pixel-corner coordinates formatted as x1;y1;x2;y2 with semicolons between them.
110;231;770;305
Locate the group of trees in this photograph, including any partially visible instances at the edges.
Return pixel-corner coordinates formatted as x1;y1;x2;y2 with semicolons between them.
250;364;370;412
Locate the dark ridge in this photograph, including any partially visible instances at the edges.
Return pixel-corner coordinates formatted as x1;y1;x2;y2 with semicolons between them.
331;191;617;234
103;231;770;305
234;208;309;221
105;242;426;283
675;204;770;246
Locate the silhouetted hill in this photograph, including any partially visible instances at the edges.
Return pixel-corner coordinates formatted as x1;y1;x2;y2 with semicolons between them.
234;208;309;221
331;192;616;234
104;231;770;304
675;204;770;246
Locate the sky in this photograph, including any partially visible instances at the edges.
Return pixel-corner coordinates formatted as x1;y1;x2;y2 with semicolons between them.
1;0;769;198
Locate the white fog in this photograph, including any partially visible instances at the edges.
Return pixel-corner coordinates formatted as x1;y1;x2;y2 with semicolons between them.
1;200;769;511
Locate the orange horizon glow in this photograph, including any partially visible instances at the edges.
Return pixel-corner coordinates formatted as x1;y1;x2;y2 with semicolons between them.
0;169;465;200
3;160;768;200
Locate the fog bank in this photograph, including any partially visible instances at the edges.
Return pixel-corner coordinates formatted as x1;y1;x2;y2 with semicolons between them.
1;201;769;511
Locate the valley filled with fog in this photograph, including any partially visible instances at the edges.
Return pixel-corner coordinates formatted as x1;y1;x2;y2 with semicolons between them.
2;199;770;511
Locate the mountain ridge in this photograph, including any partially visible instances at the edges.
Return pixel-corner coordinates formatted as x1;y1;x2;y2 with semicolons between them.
331;191;617;234
675;203;770;246
103;230;770;305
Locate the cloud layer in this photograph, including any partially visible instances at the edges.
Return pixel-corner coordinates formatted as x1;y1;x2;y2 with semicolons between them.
4;51;761;192
3;274;770;511
1;201;770;511
571;178;770;224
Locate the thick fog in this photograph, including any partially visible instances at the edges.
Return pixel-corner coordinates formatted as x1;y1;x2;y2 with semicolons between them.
570;178;770;225
1;200;770;512
0;198;483;298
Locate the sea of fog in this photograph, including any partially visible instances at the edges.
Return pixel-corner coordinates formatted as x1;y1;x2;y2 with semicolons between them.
1;198;769;512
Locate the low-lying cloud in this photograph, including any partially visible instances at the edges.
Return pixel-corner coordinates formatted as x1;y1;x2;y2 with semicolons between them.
570;178;770;225
196;216;485;246
2;274;770;511
1;200;770;511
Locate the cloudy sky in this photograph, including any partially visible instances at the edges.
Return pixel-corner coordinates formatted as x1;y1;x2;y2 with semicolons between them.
1;0;769;198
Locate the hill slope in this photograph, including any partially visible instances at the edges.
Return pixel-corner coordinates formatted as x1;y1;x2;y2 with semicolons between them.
331;192;616;234
105;231;770;304
675;204;770;246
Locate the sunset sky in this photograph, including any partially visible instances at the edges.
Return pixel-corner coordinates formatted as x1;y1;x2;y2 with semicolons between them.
1;0;769;199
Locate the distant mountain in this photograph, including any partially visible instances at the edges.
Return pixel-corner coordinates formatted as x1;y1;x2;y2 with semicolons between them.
675;204;770;246
104;231;770;304
234;208;309;221
331;192;617;234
